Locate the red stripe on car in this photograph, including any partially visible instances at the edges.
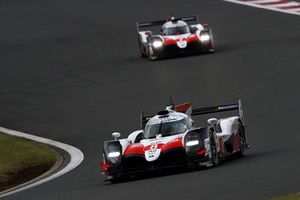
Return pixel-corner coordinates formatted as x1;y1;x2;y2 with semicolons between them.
144;143;164;151
100;162;110;170
164;34;199;45
124;144;144;155
198;148;206;155
187;35;199;42
161;138;183;152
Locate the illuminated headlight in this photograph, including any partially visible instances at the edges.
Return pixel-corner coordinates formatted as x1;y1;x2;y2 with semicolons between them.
186;140;200;147
200;34;210;42
108;152;120;158
152;40;163;48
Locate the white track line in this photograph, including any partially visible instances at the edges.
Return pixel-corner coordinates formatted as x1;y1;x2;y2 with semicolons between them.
290;7;300;11
249;0;283;3
272;1;300;7
0;127;84;198
223;0;300;16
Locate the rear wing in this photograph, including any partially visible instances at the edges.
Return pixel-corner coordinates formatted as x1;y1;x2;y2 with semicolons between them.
140;99;245;129
192;98;245;126
136;15;199;32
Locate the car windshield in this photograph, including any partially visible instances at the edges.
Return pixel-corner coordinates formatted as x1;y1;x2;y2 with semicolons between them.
144;119;187;139
164;25;190;35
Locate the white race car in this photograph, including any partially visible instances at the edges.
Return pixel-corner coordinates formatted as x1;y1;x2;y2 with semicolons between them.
137;15;215;60
100;99;250;182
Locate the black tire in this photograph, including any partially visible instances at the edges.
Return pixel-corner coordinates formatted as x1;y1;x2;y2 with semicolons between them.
209;132;219;166
147;45;157;61
237;123;246;157
208;29;215;53
137;36;146;57
140;47;146;57
107;174;123;183
201;29;215;54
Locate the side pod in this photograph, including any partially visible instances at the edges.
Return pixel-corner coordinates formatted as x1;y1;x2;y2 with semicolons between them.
183;127;210;156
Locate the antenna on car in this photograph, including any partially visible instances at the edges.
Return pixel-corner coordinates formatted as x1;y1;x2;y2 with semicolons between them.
170;12;174;17
169;12;176;22
168;96;175;110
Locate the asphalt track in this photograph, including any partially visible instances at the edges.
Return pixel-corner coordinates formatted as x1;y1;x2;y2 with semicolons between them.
0;0;299;199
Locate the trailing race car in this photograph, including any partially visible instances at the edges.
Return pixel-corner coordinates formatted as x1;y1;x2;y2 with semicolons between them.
137;15;215;60
100;99;250;182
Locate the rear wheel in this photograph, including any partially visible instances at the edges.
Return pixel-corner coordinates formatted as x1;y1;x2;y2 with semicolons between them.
237;123;246;157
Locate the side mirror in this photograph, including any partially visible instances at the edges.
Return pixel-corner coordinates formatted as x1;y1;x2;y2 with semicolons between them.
190;27;197;33
112;132;121;140
207;118;218;125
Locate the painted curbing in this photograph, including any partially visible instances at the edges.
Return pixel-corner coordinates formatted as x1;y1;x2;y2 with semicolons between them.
223;0;300;16
0;127;84;198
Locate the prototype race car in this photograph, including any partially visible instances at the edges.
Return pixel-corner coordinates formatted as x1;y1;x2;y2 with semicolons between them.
100;99;250;182
137;15;215;60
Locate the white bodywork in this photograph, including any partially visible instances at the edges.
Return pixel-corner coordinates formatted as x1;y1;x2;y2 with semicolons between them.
217;116;240;141
138;20;205;48
141;134;183;162
117;109;240;162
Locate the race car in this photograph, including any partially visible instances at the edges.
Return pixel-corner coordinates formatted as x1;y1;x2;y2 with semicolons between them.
136;15;215;60
100;99;250;182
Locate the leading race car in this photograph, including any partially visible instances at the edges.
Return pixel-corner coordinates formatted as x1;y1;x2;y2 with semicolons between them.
100;99;250;182
137;15;215;60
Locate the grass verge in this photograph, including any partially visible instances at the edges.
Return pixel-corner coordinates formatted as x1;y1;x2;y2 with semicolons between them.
0;132;58;191
270;193;300;200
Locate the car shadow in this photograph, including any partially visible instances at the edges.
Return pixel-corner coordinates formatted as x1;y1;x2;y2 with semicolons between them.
102;148;280;185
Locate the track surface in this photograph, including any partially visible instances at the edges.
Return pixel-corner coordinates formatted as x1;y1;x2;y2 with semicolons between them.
0;0;299;199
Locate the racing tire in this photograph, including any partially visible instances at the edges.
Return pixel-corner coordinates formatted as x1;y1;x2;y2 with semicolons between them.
107;174;123;183
209;132;219;166
237;123;246;157
208;29;215;53
138;38;147;57
201;29;215;54
140;47;147;57
147;45;157;61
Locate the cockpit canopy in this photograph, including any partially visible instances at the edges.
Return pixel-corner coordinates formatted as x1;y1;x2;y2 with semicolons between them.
144;118;188;139
162;20;190;36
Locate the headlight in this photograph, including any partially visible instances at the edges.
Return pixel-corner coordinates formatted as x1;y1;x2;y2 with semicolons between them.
152;40;163;48
186;140;199;147
200;34;210;42
108;151;120;158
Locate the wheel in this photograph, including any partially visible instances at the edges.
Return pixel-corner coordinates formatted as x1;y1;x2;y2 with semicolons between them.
147;45;157;61
138;38;146;57
140;47;146;57
208;29;215;53
201;29;215;54
237;123;246;157
209;132;219;166
107;174;123;183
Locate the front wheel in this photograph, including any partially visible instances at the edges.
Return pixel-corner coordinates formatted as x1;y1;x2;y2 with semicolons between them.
201;29;215;54
147;45;158;61
106;174;123;183
209;132;219;166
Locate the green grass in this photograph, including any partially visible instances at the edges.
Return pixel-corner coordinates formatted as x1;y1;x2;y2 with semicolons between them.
270;193;300;200
0;132;57;184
